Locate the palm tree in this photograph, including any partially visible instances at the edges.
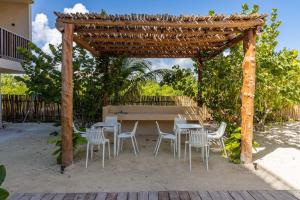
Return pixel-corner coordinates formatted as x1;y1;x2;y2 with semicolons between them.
104;56;169;104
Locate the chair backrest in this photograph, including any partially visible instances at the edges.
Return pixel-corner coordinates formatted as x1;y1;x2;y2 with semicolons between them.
173;117;187;131
131;121;139;136
86;128;106;144
217;122;227;137
73;122;80;133
189;129;208;147
155;121;162;134
105;116;118;124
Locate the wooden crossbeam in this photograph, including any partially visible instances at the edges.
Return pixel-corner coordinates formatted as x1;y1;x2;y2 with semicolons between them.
58;18;265;29
201;33;245;61
73;35;98;56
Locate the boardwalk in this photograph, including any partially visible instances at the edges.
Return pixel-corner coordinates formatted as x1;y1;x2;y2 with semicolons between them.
8;191;300;200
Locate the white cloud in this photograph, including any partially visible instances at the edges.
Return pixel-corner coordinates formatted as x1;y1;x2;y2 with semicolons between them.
149;58;195;70
64;3;89;14
32;3;89;54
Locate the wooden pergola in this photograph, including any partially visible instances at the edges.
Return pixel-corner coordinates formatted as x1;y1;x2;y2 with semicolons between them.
55;12;266;168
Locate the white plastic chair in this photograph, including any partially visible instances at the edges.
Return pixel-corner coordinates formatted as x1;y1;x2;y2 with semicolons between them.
184;129;209;172
173;117;187;133
153;121;177;157
103;116;120;133
208;122;227;157
85;128;110;168
117;121;139;156
73;122;87;138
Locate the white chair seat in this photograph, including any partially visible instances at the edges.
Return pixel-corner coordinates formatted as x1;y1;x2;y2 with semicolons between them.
118;132;132;138
161;133;176;140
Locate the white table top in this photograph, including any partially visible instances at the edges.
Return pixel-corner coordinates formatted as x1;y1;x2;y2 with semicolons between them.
176;123;202;129
92;122;118;128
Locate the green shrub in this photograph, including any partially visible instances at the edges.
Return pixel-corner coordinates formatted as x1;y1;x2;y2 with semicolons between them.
0;165;9;200
225;127;259;164
49;132;87;164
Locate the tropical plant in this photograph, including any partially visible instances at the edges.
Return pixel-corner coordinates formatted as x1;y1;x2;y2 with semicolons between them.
49;132;87;164
0;165;9;200
197;4;300;162
159;65;197;98
0;75;27;95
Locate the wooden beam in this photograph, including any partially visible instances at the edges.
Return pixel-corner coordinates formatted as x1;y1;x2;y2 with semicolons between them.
201;33;245;61
73;35;98;56
61;23;74;168
89;36;230;44
197;58;203;107
241;29;257;164
58;18;265;29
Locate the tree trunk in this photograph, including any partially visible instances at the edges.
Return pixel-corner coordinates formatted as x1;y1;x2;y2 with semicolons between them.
240;29;257;164
197;58;203;107
61;23;74;167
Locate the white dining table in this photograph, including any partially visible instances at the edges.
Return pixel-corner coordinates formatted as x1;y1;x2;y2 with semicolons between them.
92;122;119;157
175;123;202;159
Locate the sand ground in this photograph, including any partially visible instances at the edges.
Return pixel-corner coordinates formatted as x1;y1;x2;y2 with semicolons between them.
0;122;299;193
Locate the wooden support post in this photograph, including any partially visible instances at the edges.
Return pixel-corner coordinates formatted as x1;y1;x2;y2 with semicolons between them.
61;23;74;167
197;58;203;107
241;29;256;164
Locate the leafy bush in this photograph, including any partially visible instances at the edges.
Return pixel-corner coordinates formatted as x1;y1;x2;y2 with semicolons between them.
225;127;259;164
49;132;87;164
0;165;9;200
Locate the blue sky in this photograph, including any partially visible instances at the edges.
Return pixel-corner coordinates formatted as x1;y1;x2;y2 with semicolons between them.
31;0;300;69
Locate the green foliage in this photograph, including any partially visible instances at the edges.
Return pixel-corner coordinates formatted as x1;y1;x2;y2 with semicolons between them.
225;127;242;164
0;75;27;95
140;81;182;96
0;165;9;200
159;65;197;98
49;132;87;164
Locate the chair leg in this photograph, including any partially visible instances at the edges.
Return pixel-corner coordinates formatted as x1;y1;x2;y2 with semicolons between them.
153;136;160;154
173;140;176;158
134;136;139;153
102;143;105;168
85;143;89;168
184;143;187;161
131;137;137;156
121;139;124;151
205;146;209;171
155;137;162;157
221;138;227;157
91;145;94;160
108;141;111;159
117;137;121;156
189;145;192;172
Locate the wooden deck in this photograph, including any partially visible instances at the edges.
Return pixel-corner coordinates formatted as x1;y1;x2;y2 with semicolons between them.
8;190;300;200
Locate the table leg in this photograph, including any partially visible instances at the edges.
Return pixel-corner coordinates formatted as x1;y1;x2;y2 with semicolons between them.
114;126;117;157
178;129;181;159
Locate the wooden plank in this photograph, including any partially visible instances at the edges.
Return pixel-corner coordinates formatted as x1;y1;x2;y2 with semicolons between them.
197;191;212;200
178;191;190;200
129;193;138;200
31;194;46;200
267;191;298;200
52;194;66;200
169;191;179;200
74;193;88;200
83;193;97;200
61;23;74;167
237;191;256;200
18;193;34;200
257;191;278;200
187;192;200;200
208;191;233;200
138;192;149;200
289;191;300;200
227;191;246;200
9;193;25;200
107;193;118;200
149;192;158;200
247;190;267;200
63;193;77;200
95;193;107;200
158;192;169;200
41;193;57;200
117;192;128;200
240;29;256;164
